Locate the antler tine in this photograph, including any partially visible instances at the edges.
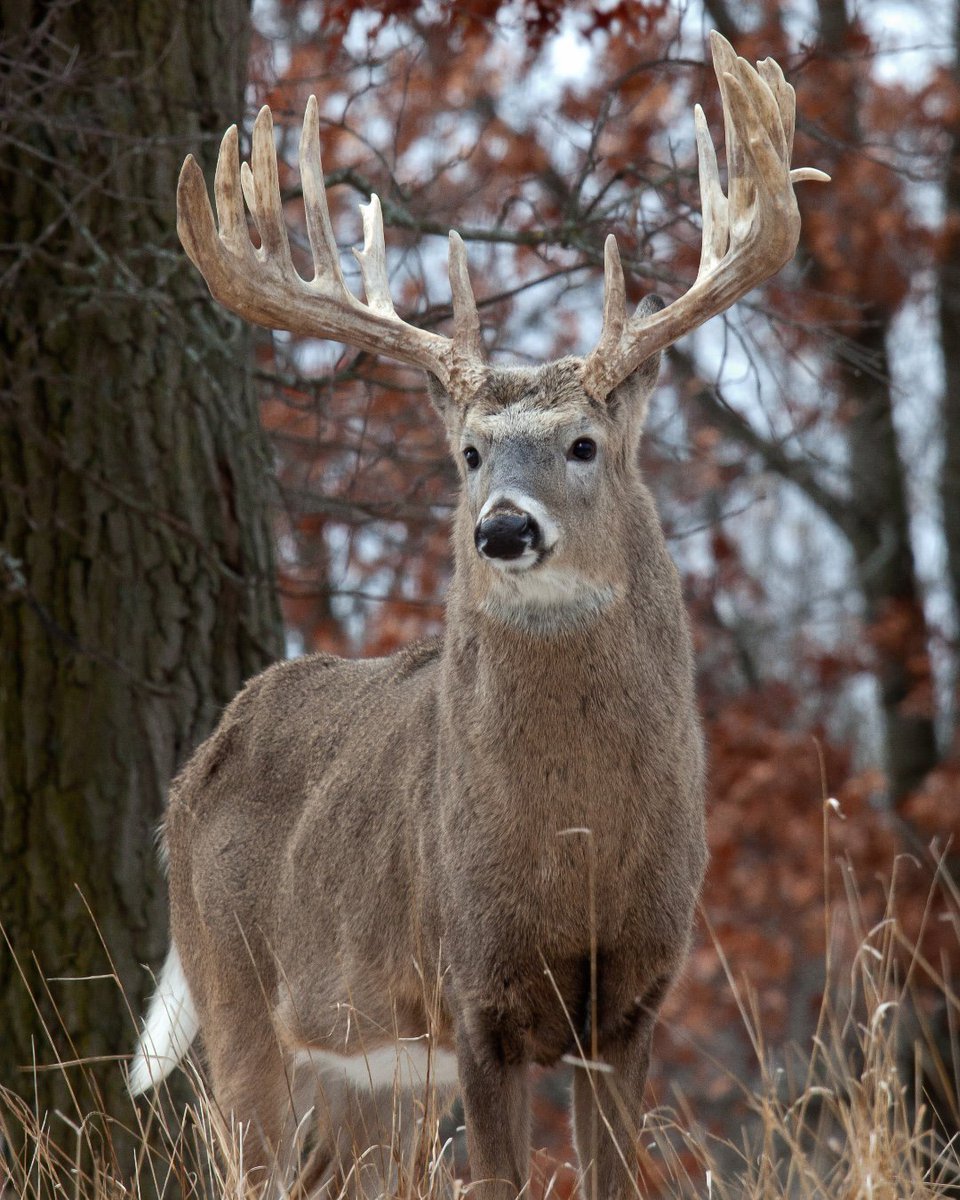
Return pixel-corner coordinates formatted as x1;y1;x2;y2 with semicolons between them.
709;33;748;225
178;136;248;298
580;31;829;403
354;195;396;316
693;104;727;283
212;126;249;254
177;101;492;396
596;236;628;358
299;95;348;290
246;106;293;264
577;235;628;393
758;57;795;164
448;233;482;351
444;232;486;397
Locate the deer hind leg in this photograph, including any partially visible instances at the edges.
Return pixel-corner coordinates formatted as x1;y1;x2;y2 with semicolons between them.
292;1076;419;1200
205;1029;310;1195
341;1085;417;1199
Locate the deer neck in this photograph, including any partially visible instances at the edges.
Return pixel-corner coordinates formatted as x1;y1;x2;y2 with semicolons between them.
436;574;673;873
443;530;656;734
444;583;639;703
439;485;685;761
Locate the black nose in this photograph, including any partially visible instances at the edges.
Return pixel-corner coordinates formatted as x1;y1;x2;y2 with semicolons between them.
475;512;541;560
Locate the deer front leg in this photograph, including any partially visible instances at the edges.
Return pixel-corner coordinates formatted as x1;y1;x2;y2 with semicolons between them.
571;977;670;1200
571;1030;650;1200
455;1020;530;1199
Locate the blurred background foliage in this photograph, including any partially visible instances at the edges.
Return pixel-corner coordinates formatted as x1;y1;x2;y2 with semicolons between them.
4;0;960;1186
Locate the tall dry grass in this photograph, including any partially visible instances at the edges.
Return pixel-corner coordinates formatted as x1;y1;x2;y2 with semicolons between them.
4;851;960;1200
631;853;960;1199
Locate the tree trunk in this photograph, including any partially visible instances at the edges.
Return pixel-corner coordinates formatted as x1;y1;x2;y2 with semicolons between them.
0;0;280;1141
841;312;938;800
811;0;939;802
938;0;960;690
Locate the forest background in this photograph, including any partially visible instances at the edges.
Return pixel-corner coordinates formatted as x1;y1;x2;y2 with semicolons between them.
4;0;960;1189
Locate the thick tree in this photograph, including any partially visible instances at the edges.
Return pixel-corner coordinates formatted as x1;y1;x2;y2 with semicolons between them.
940;0;960;670
0;0;281;1130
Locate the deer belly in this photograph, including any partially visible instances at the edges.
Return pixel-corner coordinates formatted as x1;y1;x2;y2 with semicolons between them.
293;1040;459;1092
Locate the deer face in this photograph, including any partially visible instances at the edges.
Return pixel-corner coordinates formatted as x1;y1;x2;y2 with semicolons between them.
175;38;825;627
430;355;660;628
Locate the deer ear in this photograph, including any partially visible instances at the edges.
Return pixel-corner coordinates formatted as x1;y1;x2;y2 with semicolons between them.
604;293;664;431
425;373;455;420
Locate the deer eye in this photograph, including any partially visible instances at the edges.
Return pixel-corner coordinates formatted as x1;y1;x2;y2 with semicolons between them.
463;446;481;470
568;437;596;462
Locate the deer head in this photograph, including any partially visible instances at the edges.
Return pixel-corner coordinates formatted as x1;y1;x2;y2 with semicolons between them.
176;32;827;630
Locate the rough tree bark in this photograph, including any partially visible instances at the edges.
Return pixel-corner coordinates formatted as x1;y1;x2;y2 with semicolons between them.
938;0;960;671
0;0;281;1134
841;312;937;800
801;3;938;802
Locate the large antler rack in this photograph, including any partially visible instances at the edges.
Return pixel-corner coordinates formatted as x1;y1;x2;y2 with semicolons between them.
176;95;487;400
579;31;829;402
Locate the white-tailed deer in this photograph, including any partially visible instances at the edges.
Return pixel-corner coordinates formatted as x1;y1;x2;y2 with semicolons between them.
129;32;827;1199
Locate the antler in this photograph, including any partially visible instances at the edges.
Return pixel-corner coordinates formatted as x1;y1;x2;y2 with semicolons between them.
176;96;486;398
579;31;829;402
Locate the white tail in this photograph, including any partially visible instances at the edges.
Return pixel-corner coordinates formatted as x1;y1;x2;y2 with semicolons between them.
127;942;199;1096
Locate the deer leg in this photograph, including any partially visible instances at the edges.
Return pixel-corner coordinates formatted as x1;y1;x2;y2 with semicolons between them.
570;978;669;1200
290;1046;454;1199
206;1032;306;1193
299;1083;414;1200
455;1023;530;1200
341;1085;405;1199
285;1060;346;1199
571;1037;649;1200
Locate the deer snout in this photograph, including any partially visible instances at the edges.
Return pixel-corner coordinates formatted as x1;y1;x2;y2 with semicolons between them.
475;511;541;561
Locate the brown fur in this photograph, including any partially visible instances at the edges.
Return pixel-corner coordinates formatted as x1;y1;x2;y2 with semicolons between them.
158;355;707;1198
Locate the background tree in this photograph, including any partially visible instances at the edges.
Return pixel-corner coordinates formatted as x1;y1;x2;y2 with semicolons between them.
0;0;280;1131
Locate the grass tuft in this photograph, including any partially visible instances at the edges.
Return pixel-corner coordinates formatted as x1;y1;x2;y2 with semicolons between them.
4;859;960;1199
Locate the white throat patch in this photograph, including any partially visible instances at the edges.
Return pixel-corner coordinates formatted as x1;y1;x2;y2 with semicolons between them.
481;565;619;634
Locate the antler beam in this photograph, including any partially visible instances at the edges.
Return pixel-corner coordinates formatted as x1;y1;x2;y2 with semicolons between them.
579;31;829;402
176;96;487;398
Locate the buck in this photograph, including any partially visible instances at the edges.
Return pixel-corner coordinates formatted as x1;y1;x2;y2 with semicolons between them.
129;32;826;1199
